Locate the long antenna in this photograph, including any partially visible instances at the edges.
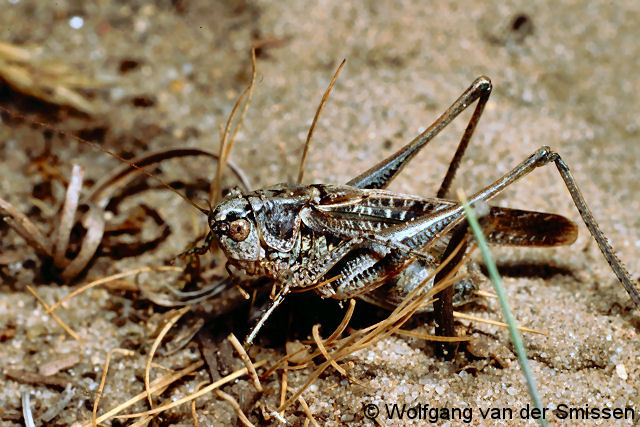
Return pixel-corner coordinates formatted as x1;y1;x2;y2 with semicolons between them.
297;59;346;184
0;105;208;214
211;49;257;204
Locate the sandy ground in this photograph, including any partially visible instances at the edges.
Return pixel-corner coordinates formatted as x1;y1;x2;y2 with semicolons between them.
1;0;639;425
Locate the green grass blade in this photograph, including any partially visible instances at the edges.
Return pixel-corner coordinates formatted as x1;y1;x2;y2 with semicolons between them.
458;190;547;427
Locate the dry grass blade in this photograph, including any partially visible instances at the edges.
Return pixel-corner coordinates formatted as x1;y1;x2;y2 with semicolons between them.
279;367;288;414
0;196;52;257
262;298;355;378
453;311;547;335
0;41;31;61
211;49;257;203
474;289;497;299
297;59;346;184
145;307;190;408
215;389;256;427
298;396;320;427
26;285;80;341
92;349;135;426
191;381;208;427
60;202;105;281
21;391;35;427
228;333;263;392
311;324;348;377
325;298;355;343
276;241;470;412
49;265;181;312
53;164;84;268
83;360;203;426
0;40;104;114
114;360;266;420
395;329;471;342
40;383;75;423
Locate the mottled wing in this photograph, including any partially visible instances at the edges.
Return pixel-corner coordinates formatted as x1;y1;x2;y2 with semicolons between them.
300;184;452;241
302;184;577;248
484;206;578;247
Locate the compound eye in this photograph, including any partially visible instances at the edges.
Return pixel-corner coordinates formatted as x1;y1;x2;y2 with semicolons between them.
228;218;251;242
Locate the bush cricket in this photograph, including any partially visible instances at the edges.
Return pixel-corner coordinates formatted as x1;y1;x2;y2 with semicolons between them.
1;70;638;348
178;73;640;344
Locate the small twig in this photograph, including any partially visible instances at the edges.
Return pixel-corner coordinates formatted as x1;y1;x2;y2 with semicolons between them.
325;298;355;343
114;360;266;420
21;391;35;427
54;164;84;268
311;324;347;377
49;266;182;312
215;389;255;427
26;285;80;341
83;360;204;426
453;311;547;335
0;196;52;256
228;333;263;392
297;396;320;427
145;307;190;408
92;349;135;427
394;329;471;342
191;381;208;427
279;365;288;417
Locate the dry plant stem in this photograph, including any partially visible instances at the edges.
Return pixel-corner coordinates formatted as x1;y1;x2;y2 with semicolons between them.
268;242;467;386
60;202;105;280
263;348;303;379
474;289;498;299
145;307;190;408
92;348;135;427
21;391;35;427
453;311;548;335
325;298;356;343
191;381;208;427
296;59;346;184
277;255;467;413
83;360;204;426
114;360;267;420
211;49;257;203
49;266;181;312
228;333;263;392
297;396;320;427
279;366;288;415
394;329;471;342
0;41;102;113
0;196;52;256
215;389;256;427
312;324;348;377
263;298;357;378
130;395;180;427
54;164;84;268
26;285;80;340
268;411;288;424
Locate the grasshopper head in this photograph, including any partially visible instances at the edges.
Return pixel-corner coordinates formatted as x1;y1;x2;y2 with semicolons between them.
209;188;262;262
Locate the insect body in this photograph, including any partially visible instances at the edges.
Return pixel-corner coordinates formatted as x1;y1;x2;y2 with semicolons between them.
196;77;639;344
4;74;636;346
